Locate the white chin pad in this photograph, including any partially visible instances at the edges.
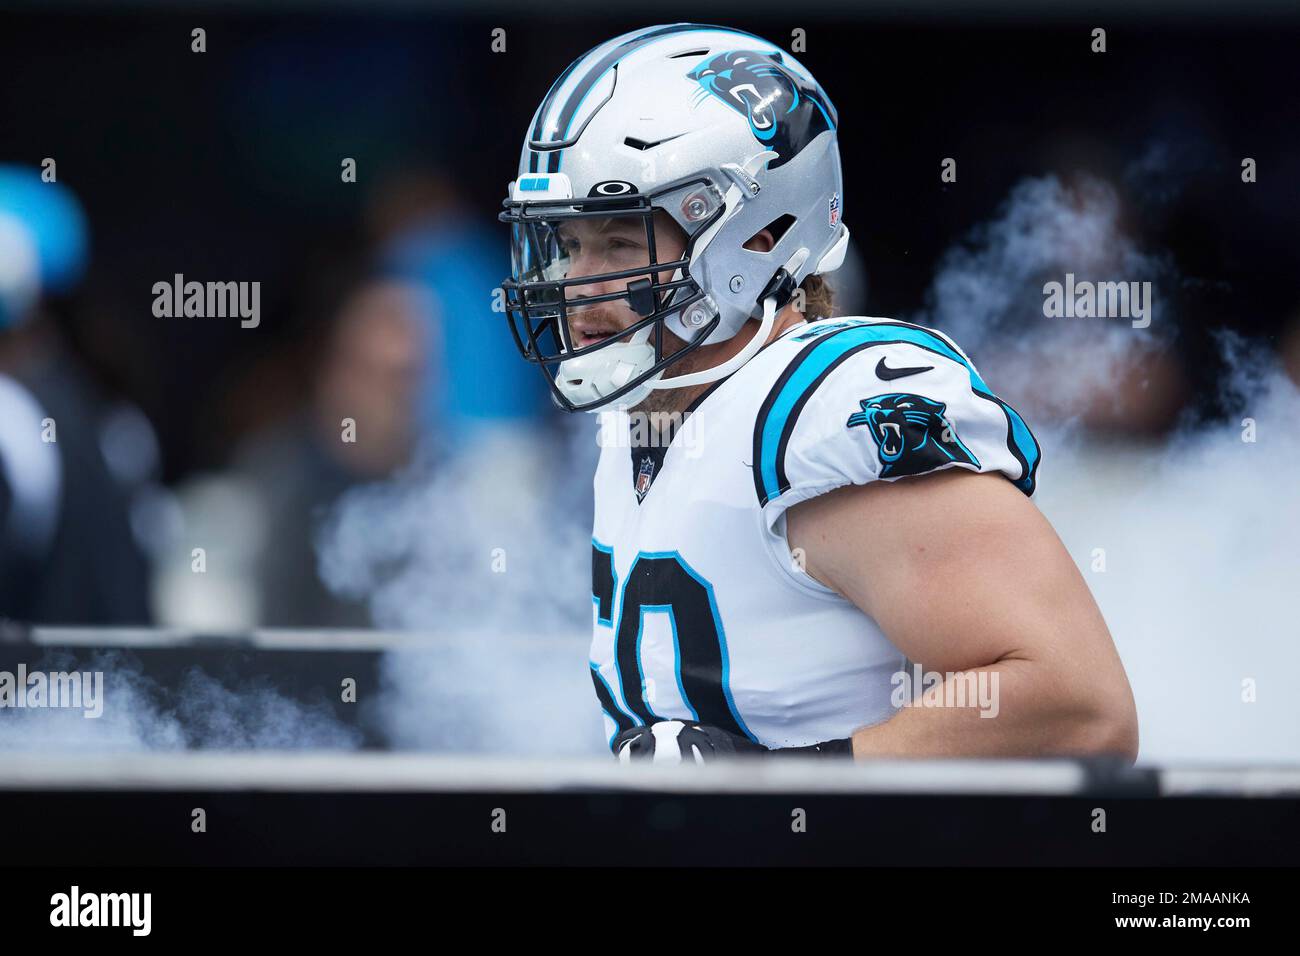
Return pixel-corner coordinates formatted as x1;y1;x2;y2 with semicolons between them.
555;336;658;409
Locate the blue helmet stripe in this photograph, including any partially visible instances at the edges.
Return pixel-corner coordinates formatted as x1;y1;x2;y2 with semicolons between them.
530;50;586;172
538;24;775;173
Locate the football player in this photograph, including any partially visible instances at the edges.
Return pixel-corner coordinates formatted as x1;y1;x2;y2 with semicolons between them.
499;24;1138;764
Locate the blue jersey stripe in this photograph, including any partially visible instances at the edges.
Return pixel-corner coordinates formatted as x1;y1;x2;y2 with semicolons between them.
753;322;1040;504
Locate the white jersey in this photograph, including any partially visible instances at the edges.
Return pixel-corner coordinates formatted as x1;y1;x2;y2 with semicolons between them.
587;316;1041;751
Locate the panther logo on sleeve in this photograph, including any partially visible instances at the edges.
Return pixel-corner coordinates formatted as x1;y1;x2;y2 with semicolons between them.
846;392;980;479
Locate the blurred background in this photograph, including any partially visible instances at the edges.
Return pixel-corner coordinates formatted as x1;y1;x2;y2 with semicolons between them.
0;2;1297;764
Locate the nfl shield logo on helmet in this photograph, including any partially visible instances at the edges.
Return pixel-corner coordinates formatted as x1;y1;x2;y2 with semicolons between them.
829;192;841;227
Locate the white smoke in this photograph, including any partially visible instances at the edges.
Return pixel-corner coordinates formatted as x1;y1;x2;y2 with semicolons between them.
0;650;362;752
911;174;1300;766
374;638;605;757
1036;359;1300;766
917;174;1176;425
317;425;595;634
316;422;604;756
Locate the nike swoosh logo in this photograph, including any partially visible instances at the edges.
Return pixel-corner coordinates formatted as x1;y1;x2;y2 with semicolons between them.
875;357;934;381
623;133;687;151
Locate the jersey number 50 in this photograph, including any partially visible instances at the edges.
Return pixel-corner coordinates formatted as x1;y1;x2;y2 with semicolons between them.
591;542;754;742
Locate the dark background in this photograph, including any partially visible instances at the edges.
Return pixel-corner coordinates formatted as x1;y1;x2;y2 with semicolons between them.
2;6;1297;479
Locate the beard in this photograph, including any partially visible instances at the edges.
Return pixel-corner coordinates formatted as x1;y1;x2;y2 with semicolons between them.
567;303;703;417
630;324;711;417
568;300;777;419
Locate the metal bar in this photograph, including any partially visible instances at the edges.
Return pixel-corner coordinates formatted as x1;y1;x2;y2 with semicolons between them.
0;752;1106;795
16;626;581;652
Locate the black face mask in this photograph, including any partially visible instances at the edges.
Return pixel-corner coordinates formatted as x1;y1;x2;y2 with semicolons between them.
498;176;724;412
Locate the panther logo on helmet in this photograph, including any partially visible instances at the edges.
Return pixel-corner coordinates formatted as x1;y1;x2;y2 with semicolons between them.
500;25;850;413
688;50;837;168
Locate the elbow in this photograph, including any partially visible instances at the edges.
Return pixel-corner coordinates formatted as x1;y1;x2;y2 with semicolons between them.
1072;689;1140;765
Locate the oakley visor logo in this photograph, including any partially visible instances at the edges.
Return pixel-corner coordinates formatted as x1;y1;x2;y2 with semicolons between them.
590;181;636;196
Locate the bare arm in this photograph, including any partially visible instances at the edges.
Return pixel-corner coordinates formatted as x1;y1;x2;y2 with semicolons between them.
785;469;1138;762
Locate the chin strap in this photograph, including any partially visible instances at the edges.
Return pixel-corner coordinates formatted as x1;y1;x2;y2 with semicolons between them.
648;254;803;391
646;291;779;390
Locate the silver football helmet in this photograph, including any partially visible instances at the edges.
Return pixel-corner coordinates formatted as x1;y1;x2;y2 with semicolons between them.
500;23;850;412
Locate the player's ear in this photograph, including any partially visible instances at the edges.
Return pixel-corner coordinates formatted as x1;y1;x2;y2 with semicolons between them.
743;228;776;253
